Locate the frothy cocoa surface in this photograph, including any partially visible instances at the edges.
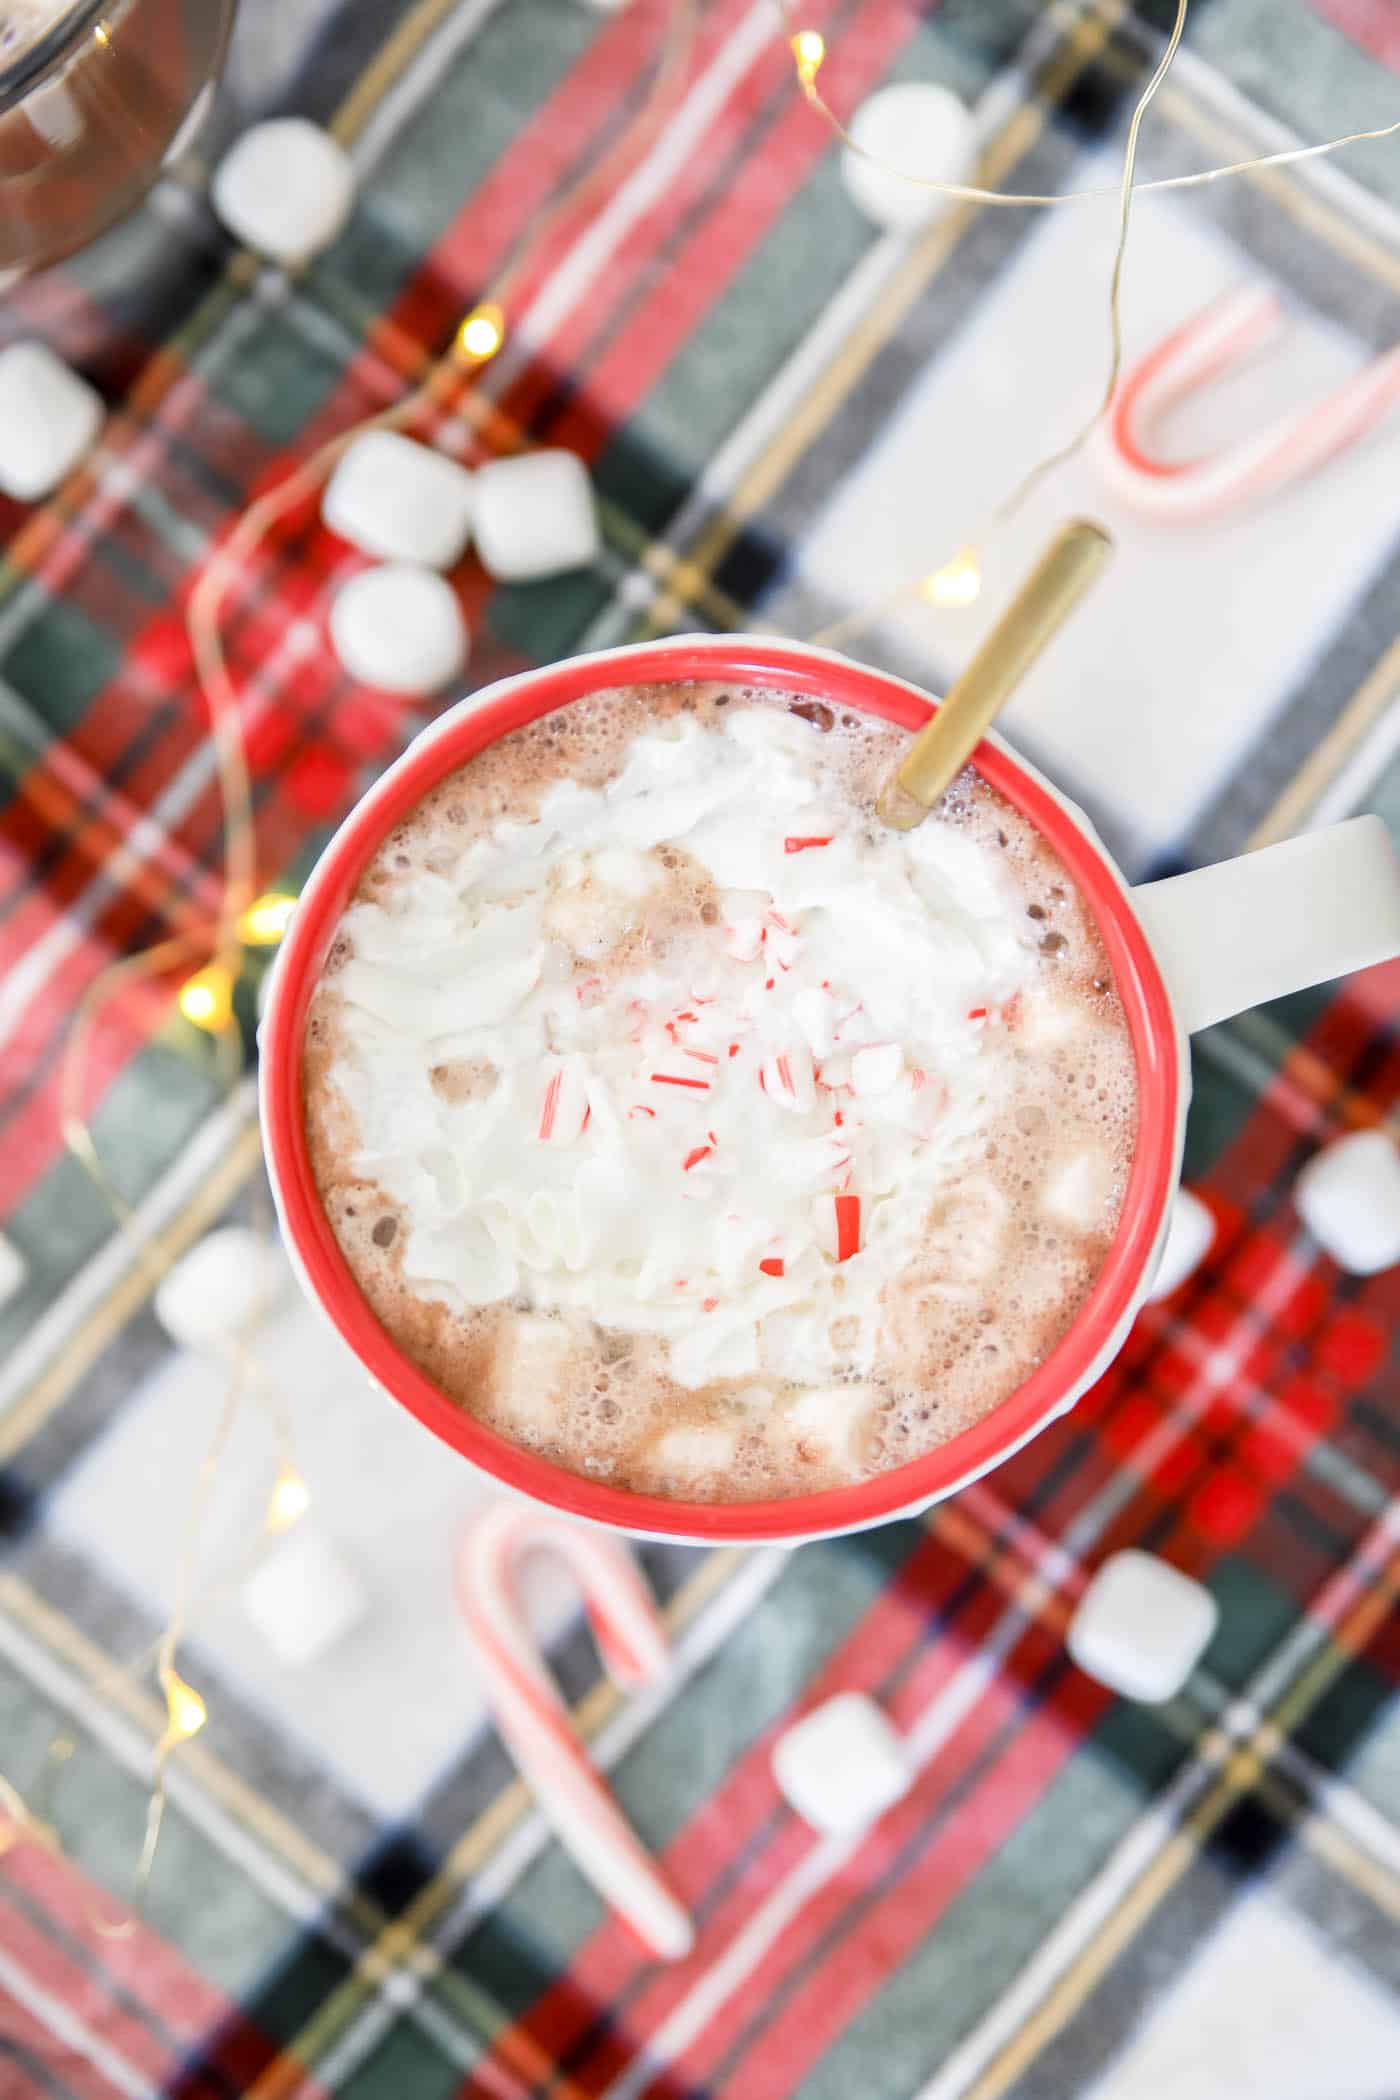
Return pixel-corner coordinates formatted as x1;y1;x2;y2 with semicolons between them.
304;680;1138;1503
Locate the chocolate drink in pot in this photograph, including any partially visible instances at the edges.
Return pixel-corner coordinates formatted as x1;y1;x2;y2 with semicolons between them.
1;0;230;275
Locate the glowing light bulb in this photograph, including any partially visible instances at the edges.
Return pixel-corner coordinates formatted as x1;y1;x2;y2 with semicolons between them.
178;964;235;1031
456;303;506;364
266;1464;310;1532
790;29;825;86
163;1672;207;1743
237;892;297;946
920;546;982;609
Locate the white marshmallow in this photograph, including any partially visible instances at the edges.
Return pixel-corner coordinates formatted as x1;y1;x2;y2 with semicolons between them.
1294;1129;1400;1276
1146;1187;1216;1301
241;1527;367;1667
491;1316;574;1438
212;118;354;265
841;82;974;234
25;79;84;150
649;1422;741;1480
328;563;468;694
0;1233;27;1308
772;1691;911;1834
323;432;474;570
154;1227;289;1351
0;341;104;502
1042;1151;1117;1232
1014;987;1079;1052
786;1382;876;1472
473;450;600;582
1067;1549;1218;1704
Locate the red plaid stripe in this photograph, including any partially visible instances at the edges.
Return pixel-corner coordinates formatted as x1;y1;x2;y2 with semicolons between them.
1308;0;1400;65
507;0;914;446
0;1837;328;2100
468;1520;1106;2100
0;0;915;1218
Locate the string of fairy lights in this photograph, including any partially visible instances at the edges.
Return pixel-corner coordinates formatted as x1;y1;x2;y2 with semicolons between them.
5;0;1396;1914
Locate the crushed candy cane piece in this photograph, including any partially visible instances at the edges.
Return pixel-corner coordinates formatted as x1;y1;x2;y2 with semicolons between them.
759;1046;816;1113
536;1058;590;1143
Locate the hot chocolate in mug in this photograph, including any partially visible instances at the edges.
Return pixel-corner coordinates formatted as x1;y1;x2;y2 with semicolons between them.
260;636;1400;1545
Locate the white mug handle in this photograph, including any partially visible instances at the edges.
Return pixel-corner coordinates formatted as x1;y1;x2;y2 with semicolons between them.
1130;815;1400;1036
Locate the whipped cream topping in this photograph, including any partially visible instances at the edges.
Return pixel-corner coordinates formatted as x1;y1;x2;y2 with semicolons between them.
323;706;1043;1390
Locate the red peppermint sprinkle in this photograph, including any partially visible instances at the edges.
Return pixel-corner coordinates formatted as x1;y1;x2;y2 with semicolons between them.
651;1072;711;1090
784;836;833;854
536;1061;589;1144
537;1071;562;1142
967;1007;988;1021
682;1145;713;1172
629;1105;657;1120
683;1049;719;1066
702;1297;719;1313
835;1194;862;1262
759;1257;785;1278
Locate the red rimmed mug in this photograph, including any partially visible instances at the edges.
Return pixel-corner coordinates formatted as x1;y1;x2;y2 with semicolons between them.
259;635;1400;1545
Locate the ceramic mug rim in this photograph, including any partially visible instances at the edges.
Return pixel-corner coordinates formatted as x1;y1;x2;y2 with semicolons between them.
259;635;1181;1542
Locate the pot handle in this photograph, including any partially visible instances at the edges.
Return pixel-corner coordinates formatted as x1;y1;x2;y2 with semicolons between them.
1130;815;1400;1036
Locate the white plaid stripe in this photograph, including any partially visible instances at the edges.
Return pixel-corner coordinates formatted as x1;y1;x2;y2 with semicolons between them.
309;1545;790;2096
911;1493;1400;2100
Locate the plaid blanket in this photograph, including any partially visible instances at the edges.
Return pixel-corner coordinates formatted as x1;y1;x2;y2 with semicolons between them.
3;1;1400;2094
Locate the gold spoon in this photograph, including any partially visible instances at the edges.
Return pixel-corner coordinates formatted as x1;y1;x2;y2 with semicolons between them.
876;518;1114;830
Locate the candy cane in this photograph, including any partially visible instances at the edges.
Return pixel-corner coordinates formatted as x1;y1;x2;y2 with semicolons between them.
455;1501;694;1961
1092;284;1400;521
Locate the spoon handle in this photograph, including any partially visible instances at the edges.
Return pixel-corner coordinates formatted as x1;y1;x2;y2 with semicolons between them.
877;518;1114;830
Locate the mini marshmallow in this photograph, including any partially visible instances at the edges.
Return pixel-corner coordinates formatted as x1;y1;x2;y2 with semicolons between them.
473;450;600;582
1042;1151;1117;1232
0;341;104;502
841;82;974;234
650;1422;741;1480
491;1316;574;1438
154;1227;289;1351
328;563;468;694
772;1691;911;1834
25;79;84;150
323;432;475;570
0;1233;27;1308
1294;1129;1400;1276
241;1527;367;1667
1067;1549;1218;1704
1146;1187;1216;1302
787;1383;876;1472
212;118;354;264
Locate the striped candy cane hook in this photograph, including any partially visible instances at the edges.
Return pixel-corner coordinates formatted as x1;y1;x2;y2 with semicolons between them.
1092;284;1400;522
455;1501;693;1960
